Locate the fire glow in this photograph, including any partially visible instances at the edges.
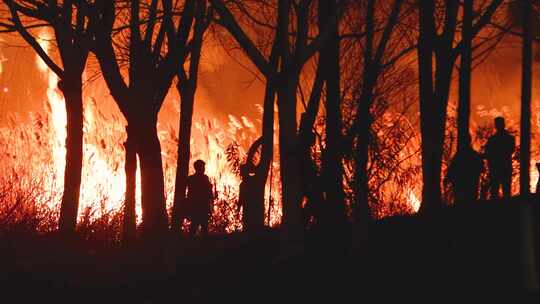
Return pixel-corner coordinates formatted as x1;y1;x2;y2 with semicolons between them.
35;31;142;221
2;34;536;232
23;31;283;231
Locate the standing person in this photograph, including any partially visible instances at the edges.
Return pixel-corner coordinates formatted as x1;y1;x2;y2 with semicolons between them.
237;163;257;232
185;160;214;236
484;116;516;199
445;134;484;204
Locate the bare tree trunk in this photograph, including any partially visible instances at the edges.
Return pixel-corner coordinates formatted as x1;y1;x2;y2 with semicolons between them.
353;84;375;233
457;0;473;150
277;75;304;246
319;0;346;226
122;124;137;245
423;53;454;210
297;64;325;228
352;0;404;243
418;1;457;212
171;84;195;234
171;0;206;234
418;0;437;212
58;76;84;237
136;114;168;240
352;0;375;233
520;0;532;195
518;0;538;289
243;137;266;232
248;73;276;232
275;0;303;247
249;38;280;232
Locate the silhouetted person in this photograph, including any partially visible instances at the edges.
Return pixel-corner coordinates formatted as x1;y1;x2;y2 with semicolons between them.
445;134;484;204
185;159;214;236
484;116;515;199
237;163;259;232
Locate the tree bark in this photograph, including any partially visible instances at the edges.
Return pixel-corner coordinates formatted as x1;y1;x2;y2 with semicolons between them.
353;84;375;227
418;1;457;212
520;0;532;195
255;75;276;229
171;83;195;233
319;0;346;226
277;73;303;242
87;0;199;245
171;0;206;234
352;0;404;244
418;0;437;212
58;76;84;237
518;0;538;289
243;68;277;233
457;0;473;150
242;137;266;232
422;52;455;211
122;124;137;245
135;114;168;240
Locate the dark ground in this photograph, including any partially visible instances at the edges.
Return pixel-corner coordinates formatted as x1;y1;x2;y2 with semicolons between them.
2;198;540;303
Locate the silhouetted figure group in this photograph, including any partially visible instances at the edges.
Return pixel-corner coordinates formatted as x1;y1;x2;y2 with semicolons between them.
180;159;214;236
180;117;518;236
446;116;515;203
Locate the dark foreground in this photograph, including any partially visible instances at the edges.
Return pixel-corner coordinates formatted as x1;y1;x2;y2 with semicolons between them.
2;198;540;302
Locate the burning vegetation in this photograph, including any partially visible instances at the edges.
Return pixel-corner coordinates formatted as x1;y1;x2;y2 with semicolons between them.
0;0;537;250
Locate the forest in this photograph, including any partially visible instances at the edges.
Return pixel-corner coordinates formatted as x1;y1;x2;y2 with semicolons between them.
0;0;539;301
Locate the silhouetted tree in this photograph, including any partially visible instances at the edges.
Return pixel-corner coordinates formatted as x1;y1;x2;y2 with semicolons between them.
517;0;538;289
348;0;411;243
0;0;92;238
417;0;502;212
171;0;209;235
239;38;280;233
209;1;282;234
457;0;473;151
211;0;344;249
520;0;533;196
317;0;347;232
80;0;198;242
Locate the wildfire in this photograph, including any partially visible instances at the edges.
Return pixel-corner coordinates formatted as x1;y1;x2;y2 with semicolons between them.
15;31;536;235
8;32;531;232
408;191;421;212
35;30;144;221
28;30;282;231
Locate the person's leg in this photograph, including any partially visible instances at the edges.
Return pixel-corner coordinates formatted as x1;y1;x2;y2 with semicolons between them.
502;172;512;198
489;173;500;200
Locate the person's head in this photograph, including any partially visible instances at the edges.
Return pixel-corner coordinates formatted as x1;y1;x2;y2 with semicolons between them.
194;159;205;174
494;116;505;132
